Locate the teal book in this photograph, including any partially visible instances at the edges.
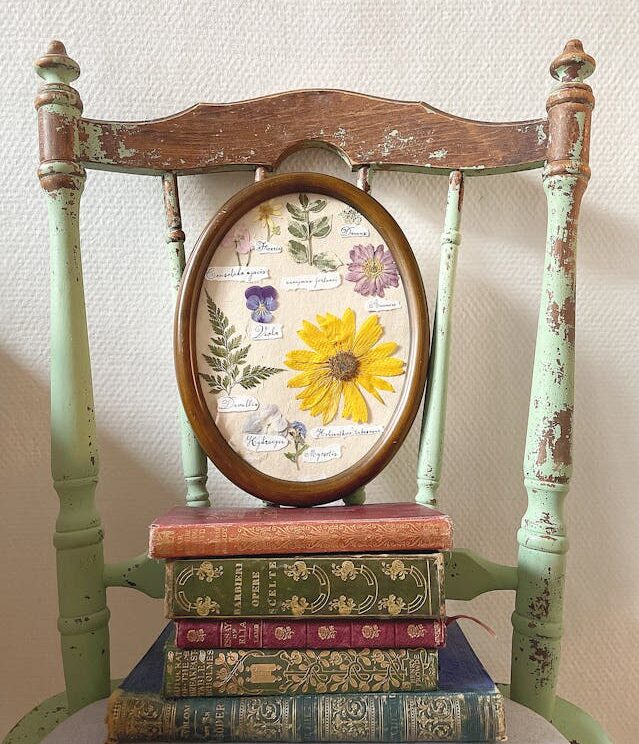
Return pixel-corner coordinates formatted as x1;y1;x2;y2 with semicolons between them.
165;554;445;619
106;622;506;742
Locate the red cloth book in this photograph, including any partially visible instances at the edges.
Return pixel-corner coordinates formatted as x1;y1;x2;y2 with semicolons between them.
175;618;447;649
149;502;453;558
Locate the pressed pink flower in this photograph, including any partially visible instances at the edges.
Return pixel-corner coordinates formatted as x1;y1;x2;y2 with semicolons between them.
345;244;399;297
222;224;252;254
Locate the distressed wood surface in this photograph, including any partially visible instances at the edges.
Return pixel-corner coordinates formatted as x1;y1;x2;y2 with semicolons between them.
28;38;606;742
416;171;464;508
161;174;210;507
34;42;549;176
35;40;111;714
75;92;548;175
511;39;595;718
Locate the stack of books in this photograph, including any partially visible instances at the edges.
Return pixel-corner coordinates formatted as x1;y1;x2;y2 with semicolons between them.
106;503;506;742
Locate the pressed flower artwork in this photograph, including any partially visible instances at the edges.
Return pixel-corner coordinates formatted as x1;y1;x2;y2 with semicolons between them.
199;292;283;396
339;206;363;225
346;244;399;297
242;404;288;435
286;194;341;272
221;224;253;266
192;186;421;489
284;309;405;424
257;201;282;241
245;285;278;323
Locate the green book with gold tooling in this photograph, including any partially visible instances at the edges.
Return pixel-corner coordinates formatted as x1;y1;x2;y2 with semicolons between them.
165;553;445;619
106;623;505;742
163;643;438;697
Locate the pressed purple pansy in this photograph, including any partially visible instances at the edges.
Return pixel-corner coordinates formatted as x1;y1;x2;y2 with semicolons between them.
245;285;278;323
345;244;399;298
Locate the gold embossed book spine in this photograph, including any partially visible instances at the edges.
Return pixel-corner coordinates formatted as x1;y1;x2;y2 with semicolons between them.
106;623;508;742
107;689;505;742
174;617;447;649
162;645;438;697
149;504;453;558
164;554;445;619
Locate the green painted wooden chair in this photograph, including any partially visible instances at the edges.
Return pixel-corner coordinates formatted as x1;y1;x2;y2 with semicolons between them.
4;38;611;743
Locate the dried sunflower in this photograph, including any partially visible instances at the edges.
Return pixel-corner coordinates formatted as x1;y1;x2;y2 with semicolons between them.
284;309;404;424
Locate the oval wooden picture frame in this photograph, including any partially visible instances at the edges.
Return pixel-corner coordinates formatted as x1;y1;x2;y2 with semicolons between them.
175;172;429;506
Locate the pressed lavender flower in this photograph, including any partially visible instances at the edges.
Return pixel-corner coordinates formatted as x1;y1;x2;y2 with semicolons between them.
345;244;399;298
245;285;278;323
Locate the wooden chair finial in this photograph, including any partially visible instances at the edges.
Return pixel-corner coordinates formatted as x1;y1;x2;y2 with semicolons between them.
550;39;595;83
34;39;80;84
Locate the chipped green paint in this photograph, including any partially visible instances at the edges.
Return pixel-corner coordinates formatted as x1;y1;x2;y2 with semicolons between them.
78;121;108;162
117;140;137;159
35;42;112;715
3;690;70;744
21;39;609;744
445;549;517;600
2;681;121;744
428;148;448;160
416;171;464;508
343;486;366;505
162;173;210;507
570;111;586;160
104;554;165;597
510;39;595;720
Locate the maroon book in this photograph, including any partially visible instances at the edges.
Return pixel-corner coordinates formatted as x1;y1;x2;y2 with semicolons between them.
175;618;447;650
149;502;453;558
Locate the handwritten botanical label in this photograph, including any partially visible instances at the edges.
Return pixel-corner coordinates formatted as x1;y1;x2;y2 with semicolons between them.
310;424;385;439
253;239;282;254
366;297;402;312
281;272;341;291
250;323;283;341
217;396;259;413
301;445;342;463
243;433;288;452
340;224;370;238
205;266;269;282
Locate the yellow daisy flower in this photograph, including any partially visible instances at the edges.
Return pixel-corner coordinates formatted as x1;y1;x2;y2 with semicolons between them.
284;309;404;424
257;201;282;240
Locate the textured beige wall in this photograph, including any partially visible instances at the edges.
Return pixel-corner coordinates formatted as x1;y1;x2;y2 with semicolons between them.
2;0;638;741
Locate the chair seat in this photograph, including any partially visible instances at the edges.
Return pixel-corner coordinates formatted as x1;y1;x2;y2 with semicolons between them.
42;695;569;744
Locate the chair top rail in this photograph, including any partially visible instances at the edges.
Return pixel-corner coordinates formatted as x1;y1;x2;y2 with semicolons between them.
73;90;548;176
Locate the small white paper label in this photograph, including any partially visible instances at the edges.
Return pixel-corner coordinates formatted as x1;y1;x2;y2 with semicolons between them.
205;266;269;282
243;433;288;452
217;396;259;413
302;445;342;463
340;224;370;238
281;272;341;291
366;297;402;312
253;239;282;254
310;424;385;439
250;323;283;340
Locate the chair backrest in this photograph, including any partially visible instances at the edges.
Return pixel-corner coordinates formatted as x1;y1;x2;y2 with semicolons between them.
34;37;595;726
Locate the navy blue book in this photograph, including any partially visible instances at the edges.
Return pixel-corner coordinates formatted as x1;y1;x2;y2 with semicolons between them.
106;621;505;742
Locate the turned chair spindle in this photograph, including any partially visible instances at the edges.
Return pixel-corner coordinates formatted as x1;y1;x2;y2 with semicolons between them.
7;37;609;744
